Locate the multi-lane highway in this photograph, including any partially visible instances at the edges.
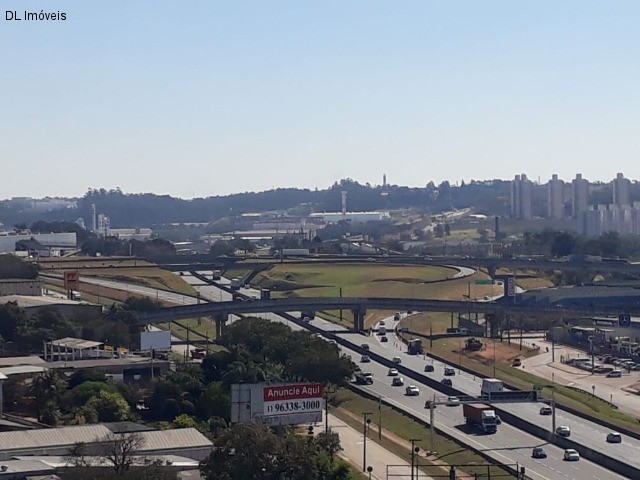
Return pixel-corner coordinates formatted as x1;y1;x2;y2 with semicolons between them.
69;271;631;479
179;271;630;480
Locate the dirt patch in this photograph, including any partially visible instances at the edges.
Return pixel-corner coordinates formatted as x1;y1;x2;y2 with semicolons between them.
440;337;538;365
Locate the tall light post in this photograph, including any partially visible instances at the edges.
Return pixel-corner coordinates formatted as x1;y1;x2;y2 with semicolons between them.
410;438;421;480
362;412;372;471
493;338;497;377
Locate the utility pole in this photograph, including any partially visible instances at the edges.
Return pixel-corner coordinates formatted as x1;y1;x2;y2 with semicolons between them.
362;412;372;471
410;438;421;480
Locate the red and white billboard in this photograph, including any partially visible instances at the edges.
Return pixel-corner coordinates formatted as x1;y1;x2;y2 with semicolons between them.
231;382;325;426
263;383;323;417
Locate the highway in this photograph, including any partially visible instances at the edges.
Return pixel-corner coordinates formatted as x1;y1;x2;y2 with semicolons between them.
70;272;629;479
175;272;630;480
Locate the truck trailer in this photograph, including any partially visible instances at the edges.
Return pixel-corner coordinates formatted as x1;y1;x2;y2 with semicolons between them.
463;403;498;434
230;278;242;291
481;378;504;396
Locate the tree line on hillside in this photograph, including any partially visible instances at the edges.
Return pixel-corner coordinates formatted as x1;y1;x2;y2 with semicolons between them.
0;180;516;227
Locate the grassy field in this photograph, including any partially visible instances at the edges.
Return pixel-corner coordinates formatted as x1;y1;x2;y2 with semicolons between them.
253;264;504;328
65;267;198;296
427;338;640;436
334;388;510;479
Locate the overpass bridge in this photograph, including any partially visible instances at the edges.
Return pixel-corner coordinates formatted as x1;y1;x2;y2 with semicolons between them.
133;296;640;334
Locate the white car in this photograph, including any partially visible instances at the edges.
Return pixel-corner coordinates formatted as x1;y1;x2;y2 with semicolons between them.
392;377;404;387
446;396;461;406
405;385;420;396
563;449;580;461
387;368;399;376
556;426;571;437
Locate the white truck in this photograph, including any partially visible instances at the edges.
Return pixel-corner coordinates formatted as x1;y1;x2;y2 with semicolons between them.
481;378;504;396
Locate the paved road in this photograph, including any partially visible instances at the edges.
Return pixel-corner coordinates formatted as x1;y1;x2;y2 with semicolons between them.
185;276;626;480
85;273;627;479
521;340;640;418
328;413;428;480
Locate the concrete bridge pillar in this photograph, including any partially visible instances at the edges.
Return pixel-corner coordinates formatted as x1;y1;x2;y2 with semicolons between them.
351;307;367;332
214;313;229;339
487;265;497;279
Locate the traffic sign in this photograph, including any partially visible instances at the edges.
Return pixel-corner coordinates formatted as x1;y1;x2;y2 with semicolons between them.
475;279;494;285
618;314;631;327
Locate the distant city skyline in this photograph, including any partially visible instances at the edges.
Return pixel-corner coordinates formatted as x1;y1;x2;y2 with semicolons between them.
2;1;640;199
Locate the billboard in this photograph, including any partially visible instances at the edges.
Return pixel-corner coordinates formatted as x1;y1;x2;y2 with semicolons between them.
231;382;324;426
140;330;172;351
64;271;80;290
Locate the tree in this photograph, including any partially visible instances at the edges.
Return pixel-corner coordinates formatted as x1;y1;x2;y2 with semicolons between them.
63;441;90;467
30;371;68;424
81;390;131;423
550;232;576;257
200;423;355;480
101;432;145;475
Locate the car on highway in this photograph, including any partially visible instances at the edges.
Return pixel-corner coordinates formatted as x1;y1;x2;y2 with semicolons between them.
392;377;404;387
563;449;580;461
388;368;399;376
425;400;436;409
361;355;371;363
360;344;370;351
441;378;453;387
405;385;420;396
539;406;552;415
606;432;622;443
512;358;522;367
379;320;386;326
532;447;547;459
381;336;389;343
393;356;402;364
446;396;460;406
556;426;571;437
424;364;435;372
444;367;455;376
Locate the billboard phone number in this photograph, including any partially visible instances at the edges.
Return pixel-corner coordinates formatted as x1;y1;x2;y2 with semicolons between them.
264;399;322;415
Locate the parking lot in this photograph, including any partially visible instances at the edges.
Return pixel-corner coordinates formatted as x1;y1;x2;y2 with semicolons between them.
521;340;640;418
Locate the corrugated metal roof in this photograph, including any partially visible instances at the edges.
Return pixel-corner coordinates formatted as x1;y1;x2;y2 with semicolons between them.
0;425;112;451
0;356;46;367
0;365;47;376
138;428;212;451
0;426;211;453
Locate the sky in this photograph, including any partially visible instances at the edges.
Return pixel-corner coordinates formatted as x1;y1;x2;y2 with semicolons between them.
2;1;640;199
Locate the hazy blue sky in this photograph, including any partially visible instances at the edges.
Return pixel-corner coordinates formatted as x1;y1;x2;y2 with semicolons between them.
2;1;640;199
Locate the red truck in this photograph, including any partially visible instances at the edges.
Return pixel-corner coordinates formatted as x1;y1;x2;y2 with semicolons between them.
463;404;498;434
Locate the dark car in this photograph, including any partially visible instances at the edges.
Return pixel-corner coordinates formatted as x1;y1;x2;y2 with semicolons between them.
424;364;435;372
441;378;453;387
361;344;370;351
532;447;547;459
381;336;389;343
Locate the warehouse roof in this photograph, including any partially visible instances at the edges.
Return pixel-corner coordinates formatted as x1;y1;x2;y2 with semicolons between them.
0;425;212;453
0;356;46;367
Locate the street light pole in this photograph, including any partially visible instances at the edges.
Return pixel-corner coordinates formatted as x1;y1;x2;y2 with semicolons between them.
363;412;372;472
493;338;496;377
410;438;421;480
